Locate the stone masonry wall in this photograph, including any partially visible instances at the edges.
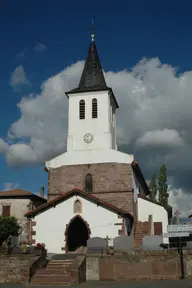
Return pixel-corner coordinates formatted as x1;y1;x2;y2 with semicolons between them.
87;250;192;281
48;163;133;213
0;254;38;284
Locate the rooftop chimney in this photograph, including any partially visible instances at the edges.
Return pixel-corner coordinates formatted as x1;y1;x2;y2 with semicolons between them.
40;187;44;198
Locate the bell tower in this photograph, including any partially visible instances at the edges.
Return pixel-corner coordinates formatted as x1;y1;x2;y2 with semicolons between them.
65;25;119;153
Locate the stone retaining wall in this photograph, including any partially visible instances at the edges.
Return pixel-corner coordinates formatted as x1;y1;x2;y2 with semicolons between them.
86;250;192;281
0;252;46;284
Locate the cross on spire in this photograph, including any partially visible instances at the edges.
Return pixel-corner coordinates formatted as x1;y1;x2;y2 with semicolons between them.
89;19;95;42
174;209;180;218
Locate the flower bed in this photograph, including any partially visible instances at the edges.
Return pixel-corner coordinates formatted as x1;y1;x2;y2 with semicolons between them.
0;241;47;256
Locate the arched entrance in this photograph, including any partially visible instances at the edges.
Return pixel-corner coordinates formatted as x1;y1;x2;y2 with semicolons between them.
65;216;90;252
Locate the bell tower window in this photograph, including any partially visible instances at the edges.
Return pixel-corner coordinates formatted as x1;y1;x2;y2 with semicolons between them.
85;174;93;193
92;98;97;118
79;100;85;119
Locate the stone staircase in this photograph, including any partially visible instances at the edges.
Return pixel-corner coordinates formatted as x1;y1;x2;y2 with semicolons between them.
29;258;79;286
134;221;149;248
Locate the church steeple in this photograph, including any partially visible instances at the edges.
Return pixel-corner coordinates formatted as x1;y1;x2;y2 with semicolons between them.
67;24;112;95
77;40;108;91
65;26;119;153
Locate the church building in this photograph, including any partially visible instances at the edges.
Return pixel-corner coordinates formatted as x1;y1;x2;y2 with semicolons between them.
25;31;170;254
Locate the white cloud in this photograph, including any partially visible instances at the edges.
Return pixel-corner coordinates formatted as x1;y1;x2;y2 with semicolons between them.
34;43;47;52
2;57;192;167
16;48;28;59
10;65;31;88
1;55;192;218
2;61;84;166
3;183;20;191
0;138;8;154
168;186;192;218
136;129;184;147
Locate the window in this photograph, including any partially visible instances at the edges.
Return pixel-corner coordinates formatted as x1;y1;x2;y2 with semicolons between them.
79;100;85;119
85;174;93;193
92;98;97;118
74;199;82;214
2;205;11;216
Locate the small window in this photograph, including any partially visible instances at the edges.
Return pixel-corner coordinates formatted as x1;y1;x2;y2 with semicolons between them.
79;100;85;119
74;199;82;214
92;98;97;118
85;174;93;193
2;205;11;217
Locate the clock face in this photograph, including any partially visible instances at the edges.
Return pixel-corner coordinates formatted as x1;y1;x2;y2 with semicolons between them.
84;133;93;143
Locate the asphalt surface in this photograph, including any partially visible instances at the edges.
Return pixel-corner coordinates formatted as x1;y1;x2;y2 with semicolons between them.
1;280;192;288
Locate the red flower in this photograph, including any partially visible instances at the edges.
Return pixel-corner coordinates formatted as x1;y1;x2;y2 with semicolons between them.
36;243;46;250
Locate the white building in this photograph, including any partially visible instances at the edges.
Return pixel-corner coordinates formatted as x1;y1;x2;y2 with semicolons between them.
0;188;46;242
25;32;171;254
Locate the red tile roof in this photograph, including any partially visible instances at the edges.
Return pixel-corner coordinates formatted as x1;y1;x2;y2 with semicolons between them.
25;189;133;218
0;189;46;202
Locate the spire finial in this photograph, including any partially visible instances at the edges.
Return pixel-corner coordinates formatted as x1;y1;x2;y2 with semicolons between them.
90;19;95;42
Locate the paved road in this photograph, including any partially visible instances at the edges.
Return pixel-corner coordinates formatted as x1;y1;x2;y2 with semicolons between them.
1;280;192;288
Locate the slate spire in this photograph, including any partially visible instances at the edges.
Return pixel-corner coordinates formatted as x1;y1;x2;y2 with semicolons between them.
77;40;107;91
65;24;119;108
67;23;109;94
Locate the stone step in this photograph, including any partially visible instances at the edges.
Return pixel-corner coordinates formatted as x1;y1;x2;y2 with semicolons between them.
40;264;71;268
38;269;69;274
31;274;74;280
45;264;72;269
30;281;73;286
48;262;73;267
30;258;77;285
36;270;71;277
49;260;73;264
47;263;73;267
30;283;76;286
34;274;71;280
30;276;77;285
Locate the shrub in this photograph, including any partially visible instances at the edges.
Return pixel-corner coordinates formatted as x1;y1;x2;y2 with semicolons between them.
0;216;21;246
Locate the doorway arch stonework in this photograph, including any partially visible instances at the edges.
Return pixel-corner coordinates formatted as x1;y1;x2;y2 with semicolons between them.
64;215;91;252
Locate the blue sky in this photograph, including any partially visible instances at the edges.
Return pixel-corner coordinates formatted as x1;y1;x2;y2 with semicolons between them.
1;0;192;215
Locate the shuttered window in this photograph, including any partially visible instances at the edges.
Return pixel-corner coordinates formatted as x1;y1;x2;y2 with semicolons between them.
92;98;97;118
2;205;11;217
79;100;85;119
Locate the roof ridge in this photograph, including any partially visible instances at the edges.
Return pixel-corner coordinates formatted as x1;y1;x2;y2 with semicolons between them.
25;189;132;218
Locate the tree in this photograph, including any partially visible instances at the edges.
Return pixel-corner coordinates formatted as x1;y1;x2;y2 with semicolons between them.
0;216;21;245
149;172;157;200
158;165;168;206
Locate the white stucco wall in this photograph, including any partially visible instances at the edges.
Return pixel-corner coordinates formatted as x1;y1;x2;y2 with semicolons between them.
46;149;134;169
0;199;30;233
45;89;134;169
33;195;123;254
67;90;116;152
137;197;169;243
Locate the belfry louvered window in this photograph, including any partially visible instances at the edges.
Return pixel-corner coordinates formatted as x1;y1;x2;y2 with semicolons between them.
92;98;97;118
79;100;85;119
